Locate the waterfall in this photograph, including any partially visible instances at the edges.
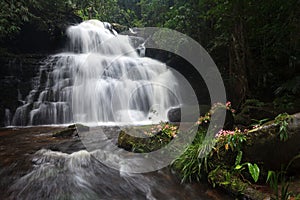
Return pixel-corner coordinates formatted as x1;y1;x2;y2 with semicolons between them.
12;20;180;126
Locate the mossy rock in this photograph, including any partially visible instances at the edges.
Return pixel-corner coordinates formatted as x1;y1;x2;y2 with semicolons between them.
111;23;128;33
208;167;270;200
117;129;173;153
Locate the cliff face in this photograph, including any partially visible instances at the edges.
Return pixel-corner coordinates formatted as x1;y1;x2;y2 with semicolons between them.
0;15;81;127
0;54;46;126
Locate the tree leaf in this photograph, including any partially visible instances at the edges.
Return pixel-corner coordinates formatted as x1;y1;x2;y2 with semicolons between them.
248;163;260;182
235;150;243;166
235;164;243;170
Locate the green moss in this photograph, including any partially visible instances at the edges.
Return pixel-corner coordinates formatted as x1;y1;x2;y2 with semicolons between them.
117;124;176;153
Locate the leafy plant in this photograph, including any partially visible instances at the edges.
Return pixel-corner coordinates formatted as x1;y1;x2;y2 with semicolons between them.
267;154;300;200
275;76;300;95
172;129;214;182
234;151;260;183
244;99;265;107
216;128;247;152
273;95;296;110
267;170;291;200
274;113;291;141
250;118;269;128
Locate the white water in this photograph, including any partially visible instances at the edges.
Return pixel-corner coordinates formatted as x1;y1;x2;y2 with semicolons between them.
12;20;180;126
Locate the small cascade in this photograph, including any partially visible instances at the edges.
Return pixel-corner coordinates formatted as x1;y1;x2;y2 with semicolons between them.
12;20;179;126
4;109;11;126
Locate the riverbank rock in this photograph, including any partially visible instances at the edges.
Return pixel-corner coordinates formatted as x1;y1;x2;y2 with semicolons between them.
52;125;78;138
117;125;175;153
52;123;90;137
68;123;90;132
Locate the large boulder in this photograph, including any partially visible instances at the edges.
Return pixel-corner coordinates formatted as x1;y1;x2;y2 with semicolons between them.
167;105;210;123
167;107;181;122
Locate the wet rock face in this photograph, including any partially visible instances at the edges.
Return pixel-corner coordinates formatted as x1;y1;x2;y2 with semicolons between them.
0;54;46;126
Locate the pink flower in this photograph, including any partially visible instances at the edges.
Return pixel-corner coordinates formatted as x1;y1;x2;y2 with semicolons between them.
226;101;231;108
216;129;235;138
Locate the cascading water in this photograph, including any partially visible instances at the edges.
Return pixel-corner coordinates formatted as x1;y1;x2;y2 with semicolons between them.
12;20;179;126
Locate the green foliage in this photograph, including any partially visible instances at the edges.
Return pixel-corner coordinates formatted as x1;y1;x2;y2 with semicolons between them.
250;118;270;128
273;95;296;110
0;0;78;39
172;129;213;182
226;131;246;152
267;170;291;200
72;0;137;27
247;163;260;183
208;166;248;193
137;0;170;27
0;0;35;38
234;151;260;183
267;154;300;200
217;128;246;152
274;113;291;141
244;99;265;107
0;0;138;40
275;76;300;96
128;122;178;153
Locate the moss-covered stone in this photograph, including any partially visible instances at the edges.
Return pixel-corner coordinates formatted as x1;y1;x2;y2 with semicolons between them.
208;167;270;200
117;125;175;153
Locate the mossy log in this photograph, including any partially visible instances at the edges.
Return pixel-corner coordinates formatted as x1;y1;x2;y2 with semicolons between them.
243;113;300;172
208;168;270;200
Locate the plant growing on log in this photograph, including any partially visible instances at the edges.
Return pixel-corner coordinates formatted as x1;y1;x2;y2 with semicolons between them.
144;122;178;139
250;118;269;128
274;113;291;141
216;128;246;152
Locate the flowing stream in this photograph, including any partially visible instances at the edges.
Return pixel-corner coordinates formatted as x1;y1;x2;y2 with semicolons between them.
0;126;232;200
